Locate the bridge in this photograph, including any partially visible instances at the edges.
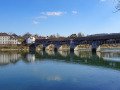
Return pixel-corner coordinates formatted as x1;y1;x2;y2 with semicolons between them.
29;33;120;52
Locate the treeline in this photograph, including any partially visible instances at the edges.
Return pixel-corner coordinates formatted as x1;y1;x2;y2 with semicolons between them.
6;32;85;44
10;32;85;40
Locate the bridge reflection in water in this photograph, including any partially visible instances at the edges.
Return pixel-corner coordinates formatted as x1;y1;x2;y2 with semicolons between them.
0;51;120;70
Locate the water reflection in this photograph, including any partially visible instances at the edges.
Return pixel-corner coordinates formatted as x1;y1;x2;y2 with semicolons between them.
45;50;55;56
74;50;92;58
58;51;70;57
0;51;120;70
101;52;120;62
46;75;62;81
96;52;101;58
0;52;21;65
26;54;35;62
1;51;120;90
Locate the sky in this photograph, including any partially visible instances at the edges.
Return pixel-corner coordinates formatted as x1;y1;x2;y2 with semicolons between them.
0;0;120;36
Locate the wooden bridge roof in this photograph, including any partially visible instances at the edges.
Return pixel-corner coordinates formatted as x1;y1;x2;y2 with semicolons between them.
75;33;120;41
36;33;120;43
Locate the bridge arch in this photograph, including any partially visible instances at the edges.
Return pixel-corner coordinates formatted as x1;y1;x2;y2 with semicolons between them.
58;44;70;51
45;44;55;51
36;44;43;51
74;44;91;51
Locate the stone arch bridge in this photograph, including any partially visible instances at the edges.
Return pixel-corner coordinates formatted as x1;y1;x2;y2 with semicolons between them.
29;33;120;52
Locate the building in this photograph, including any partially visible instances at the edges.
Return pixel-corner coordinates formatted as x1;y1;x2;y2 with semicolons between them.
0;33;21;45
26;36;35;44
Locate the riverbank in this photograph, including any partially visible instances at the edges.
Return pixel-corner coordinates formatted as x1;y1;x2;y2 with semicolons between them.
0;45;29;51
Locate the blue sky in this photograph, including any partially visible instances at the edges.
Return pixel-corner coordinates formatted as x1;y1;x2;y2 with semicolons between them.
0;0;120;36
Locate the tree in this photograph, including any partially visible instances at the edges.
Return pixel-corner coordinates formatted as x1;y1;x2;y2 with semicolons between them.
78;32;84;37
69;34;77;39
34;34;39;39
115;0;120;11
49;34;56;39
56;33;60;38
12;33;19;38
22;32;32;39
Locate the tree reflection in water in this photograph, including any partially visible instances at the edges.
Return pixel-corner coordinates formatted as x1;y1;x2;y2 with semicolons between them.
0;51;120;70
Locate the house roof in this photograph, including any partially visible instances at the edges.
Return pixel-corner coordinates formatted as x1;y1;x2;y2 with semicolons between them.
0;33;10;36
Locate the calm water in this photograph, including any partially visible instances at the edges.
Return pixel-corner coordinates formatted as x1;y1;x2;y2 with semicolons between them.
0;51;120;90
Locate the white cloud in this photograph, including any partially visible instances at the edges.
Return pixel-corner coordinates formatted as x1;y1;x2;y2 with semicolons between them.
100;0;106;2
72;11;78;15
32;10;80;24
33;16;47;25
33;11;66;24
33;20;39;25
41;11;65;16
36;16;48;19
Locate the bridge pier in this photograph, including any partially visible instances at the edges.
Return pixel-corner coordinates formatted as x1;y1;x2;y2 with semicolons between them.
54;47;58;52
91;41;100;53
43;47;45;51
92;48;96;53
70;48;74;52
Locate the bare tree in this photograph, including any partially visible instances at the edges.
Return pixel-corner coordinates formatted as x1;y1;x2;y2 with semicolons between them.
69;34;77;39
115;0;120;11
22;32;32;39
78;32;84;37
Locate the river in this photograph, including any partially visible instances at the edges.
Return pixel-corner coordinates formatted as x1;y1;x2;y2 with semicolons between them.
0;51;120;90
